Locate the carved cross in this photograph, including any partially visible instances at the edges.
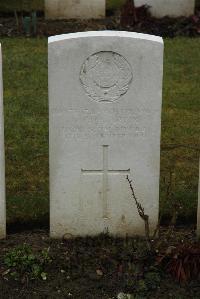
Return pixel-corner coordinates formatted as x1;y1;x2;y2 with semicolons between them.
81;145;130;219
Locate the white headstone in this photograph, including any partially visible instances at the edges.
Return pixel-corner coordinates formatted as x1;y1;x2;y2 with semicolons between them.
45;0;105;20
135;0;195;18
49;31;163;238
0;44;5;239
197;159;200;237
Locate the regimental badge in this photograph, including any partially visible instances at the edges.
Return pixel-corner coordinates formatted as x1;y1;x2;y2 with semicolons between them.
80;51;133;103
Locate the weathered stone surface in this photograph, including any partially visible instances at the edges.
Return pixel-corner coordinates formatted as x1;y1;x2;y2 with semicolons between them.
49;31;163;238
0;44;5;239
45;0;105;20
135;0;195;18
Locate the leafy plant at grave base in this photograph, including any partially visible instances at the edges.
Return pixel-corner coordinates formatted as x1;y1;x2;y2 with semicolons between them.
116;272;161;298
143;270;161;289
132;267;161;296
156;244;200;283
3;243;52;281
126;174;200;288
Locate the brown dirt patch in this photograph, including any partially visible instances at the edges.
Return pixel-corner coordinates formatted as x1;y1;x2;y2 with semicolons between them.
0;12;200;38
0;227;199;298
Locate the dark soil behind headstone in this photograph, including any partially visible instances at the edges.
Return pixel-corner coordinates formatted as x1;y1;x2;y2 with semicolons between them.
0;11;200;38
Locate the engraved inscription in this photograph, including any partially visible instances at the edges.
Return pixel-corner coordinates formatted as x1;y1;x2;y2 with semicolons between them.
52;108;148;140
80;51;133;103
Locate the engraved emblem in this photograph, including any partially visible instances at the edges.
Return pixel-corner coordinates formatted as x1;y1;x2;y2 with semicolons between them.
80;51;133;103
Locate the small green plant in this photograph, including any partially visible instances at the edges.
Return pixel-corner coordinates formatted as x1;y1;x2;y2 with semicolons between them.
3;243;51;281
143;271;161;290
136;271;161;295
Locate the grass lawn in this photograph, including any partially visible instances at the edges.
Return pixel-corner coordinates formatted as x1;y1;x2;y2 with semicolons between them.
0;0;44;12
0;37;199;227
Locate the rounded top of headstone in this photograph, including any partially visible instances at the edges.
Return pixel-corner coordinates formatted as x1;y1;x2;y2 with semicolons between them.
48;31;163;44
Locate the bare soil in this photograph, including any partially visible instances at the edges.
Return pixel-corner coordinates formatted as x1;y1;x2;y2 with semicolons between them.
0;227;199;298
0;12;200;38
